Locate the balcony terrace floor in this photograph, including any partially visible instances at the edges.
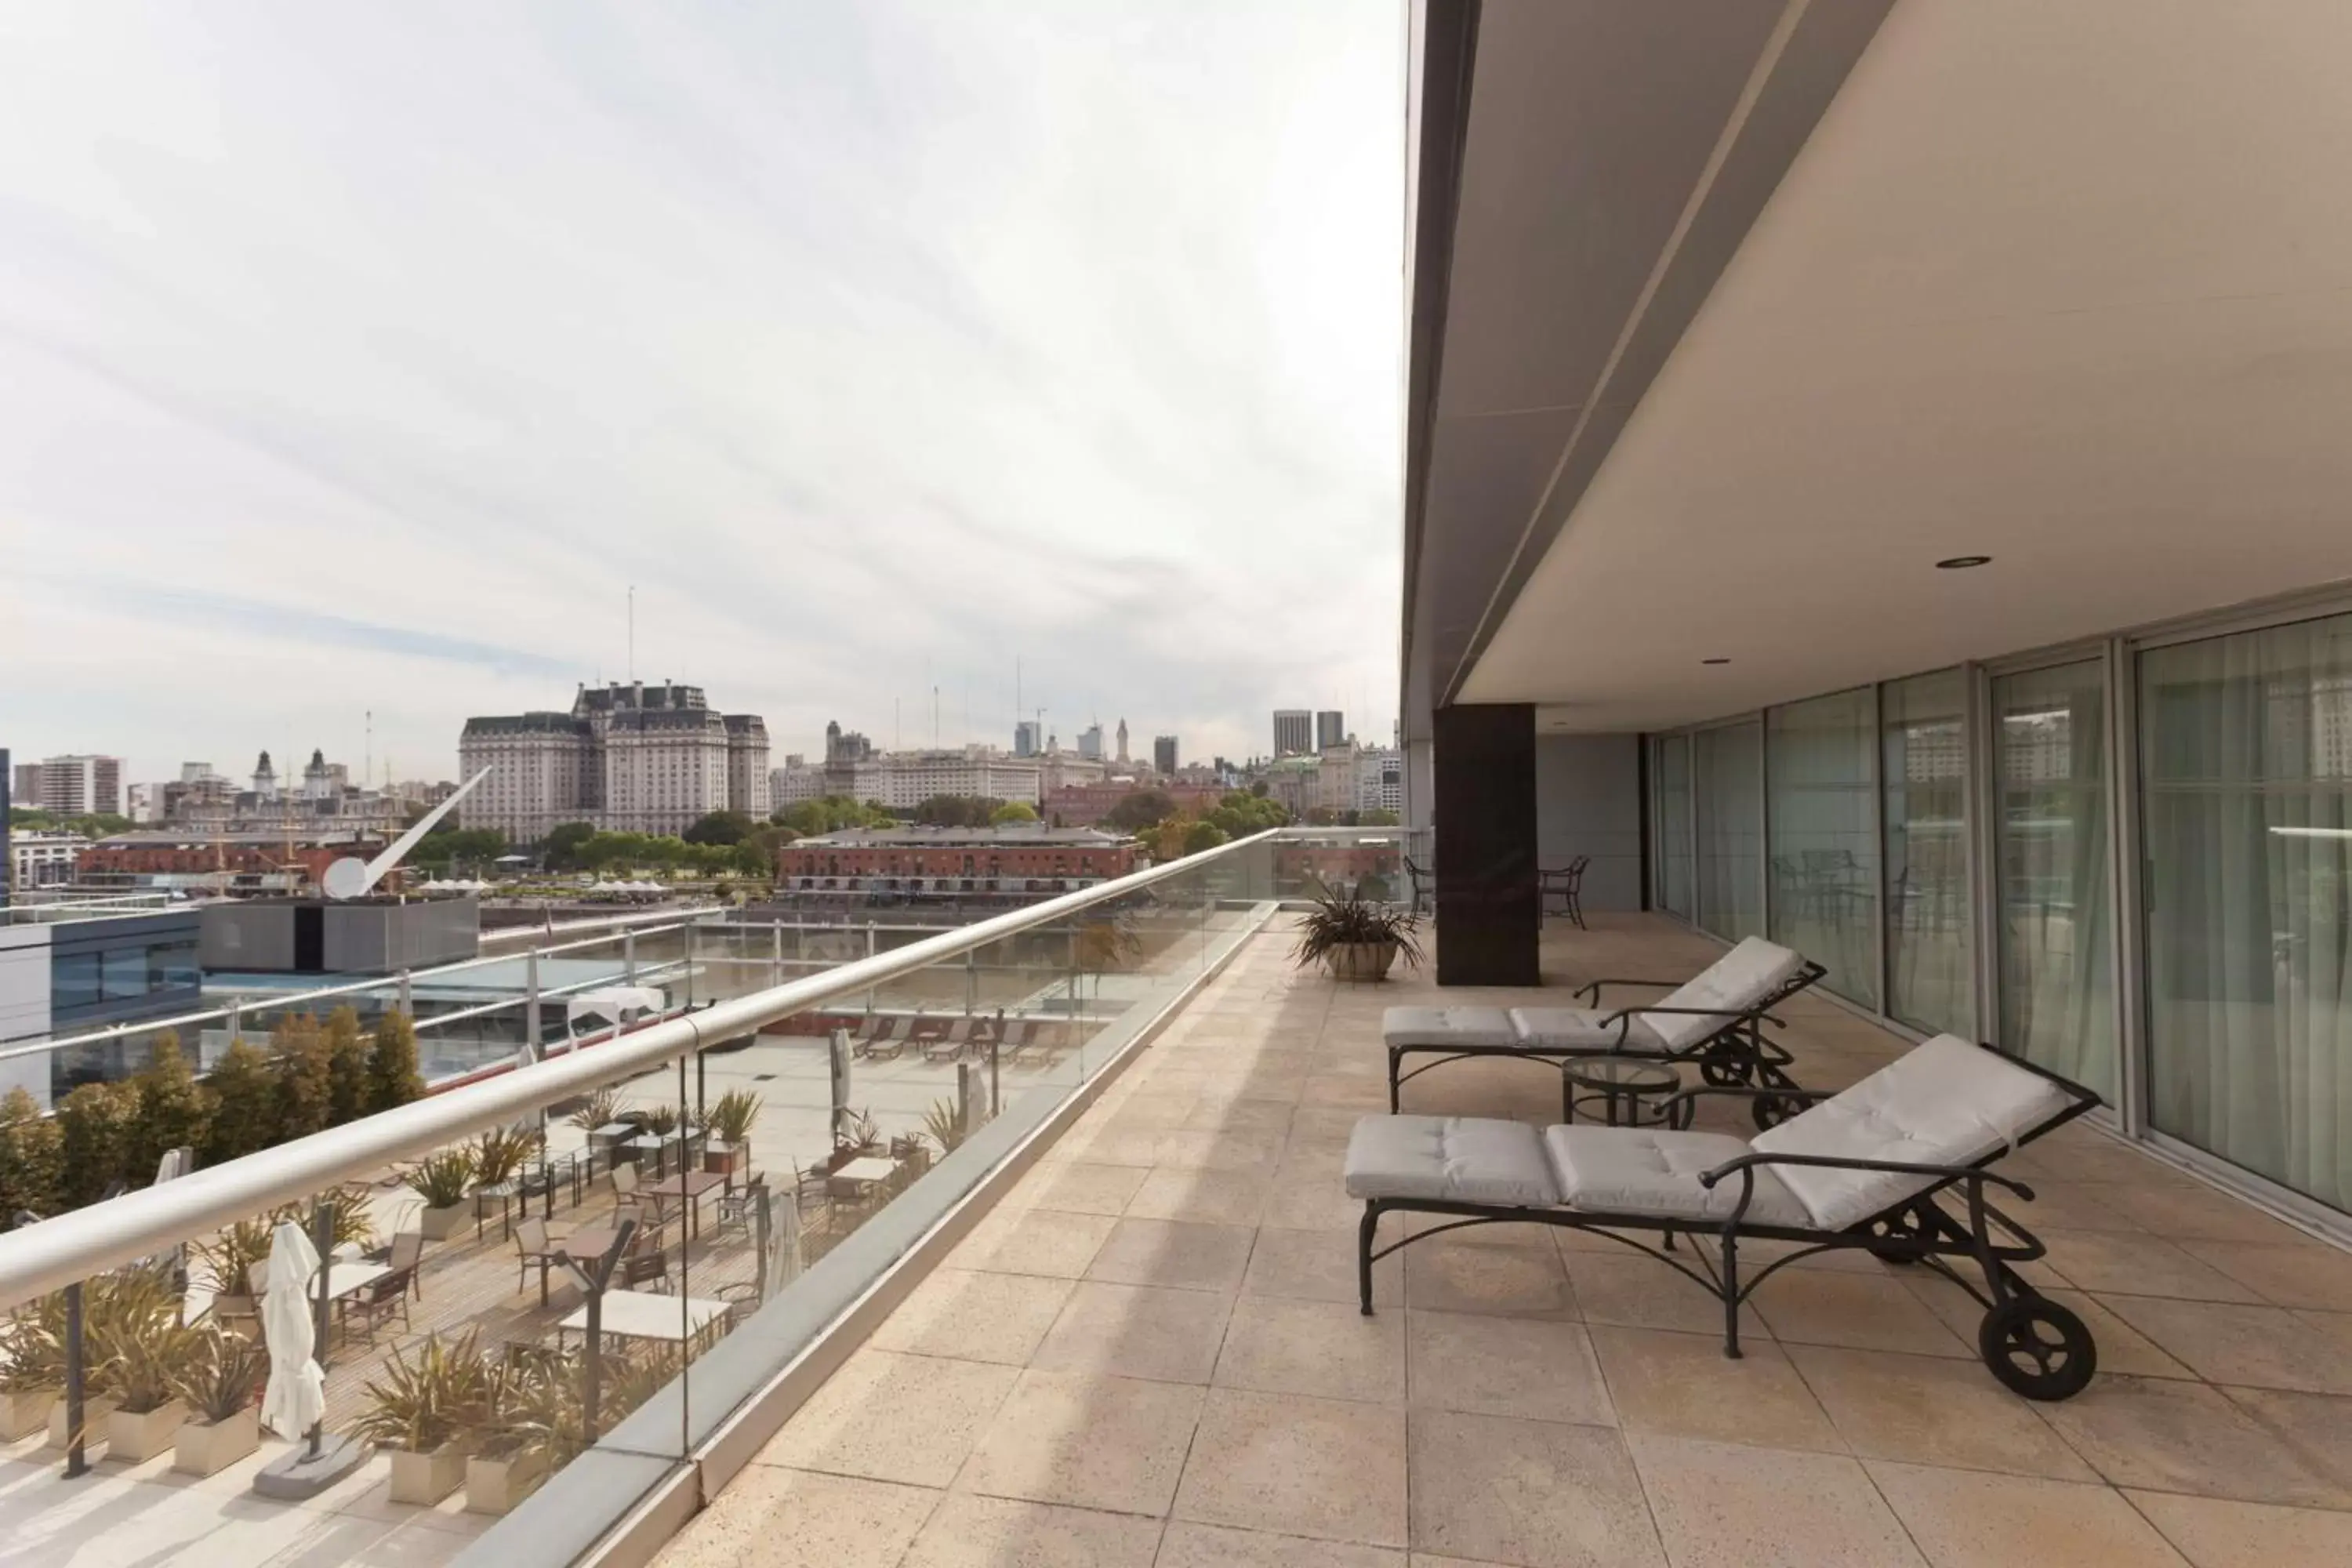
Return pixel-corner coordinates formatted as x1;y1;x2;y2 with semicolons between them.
659;913;2352;1568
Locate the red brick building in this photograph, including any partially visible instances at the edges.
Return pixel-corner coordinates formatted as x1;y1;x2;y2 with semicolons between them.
77;833;401;891
1041;782;1225;827
777;826;1136;896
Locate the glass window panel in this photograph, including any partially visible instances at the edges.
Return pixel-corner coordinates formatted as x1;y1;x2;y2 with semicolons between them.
1994;660;2116;1100
2141;614;2352;1211
1657;735;1693;918
1884;670;1973;1036
53;952;101;1011
1695;721;1763;942
103;945;151;1000
1767;688;1879;1007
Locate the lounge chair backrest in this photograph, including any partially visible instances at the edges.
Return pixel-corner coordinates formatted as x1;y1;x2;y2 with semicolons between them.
1750;1034;2074;1229
1644;937;1806;1051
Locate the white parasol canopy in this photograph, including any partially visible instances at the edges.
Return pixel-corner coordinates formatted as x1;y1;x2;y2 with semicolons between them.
259;1220;325;1440
763;1187;802;1301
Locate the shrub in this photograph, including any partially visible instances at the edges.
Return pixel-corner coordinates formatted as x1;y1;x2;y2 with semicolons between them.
697;1090;761;1147
0;1088;63;1222
352;1330;493;1454
365;1012;425;1115
129;1033;209;1181
201;1040;280;1164
323;1007;371;1125
405;1148;476;1209
270;1014;335;1138
470;1124;542;1189
191;1214;280;1300
172;1327;269;1425
565;1088;619;1133
56;1080;142;1207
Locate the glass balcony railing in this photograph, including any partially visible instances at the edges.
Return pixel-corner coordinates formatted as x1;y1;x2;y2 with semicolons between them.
0;829;1327;1566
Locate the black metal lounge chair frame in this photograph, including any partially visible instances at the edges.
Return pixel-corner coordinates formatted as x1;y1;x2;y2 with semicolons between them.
1358;1055;2104;1401
1386;959;1829;1128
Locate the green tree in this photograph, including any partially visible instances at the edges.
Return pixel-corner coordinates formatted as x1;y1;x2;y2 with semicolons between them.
989;800;1040;825
544;821;597;870
56;1080;142;1206
202;1039;280;1163
1102;790;1176;832
683;810;755;846
1359;808;1400;826
323;1007;371;1124
365;1011;426;1115
1181;821;1232;857
0;1087;64;1221
1303;805;1340;826
129;1033;209;1178
271;1014;336;1138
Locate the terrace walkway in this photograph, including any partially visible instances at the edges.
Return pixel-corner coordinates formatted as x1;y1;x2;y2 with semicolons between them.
660;915;2352;1568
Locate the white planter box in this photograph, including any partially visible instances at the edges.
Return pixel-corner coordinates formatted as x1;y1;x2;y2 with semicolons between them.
417;1203;468;1242
106;1400;188;1463
464;1450;549;1515
387;1444;466;1505
0;1389;56;1442
47;1395;117;1450
172;1407;261;1476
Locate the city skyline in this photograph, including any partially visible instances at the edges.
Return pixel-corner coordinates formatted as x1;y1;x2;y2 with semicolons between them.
0;2;1402;784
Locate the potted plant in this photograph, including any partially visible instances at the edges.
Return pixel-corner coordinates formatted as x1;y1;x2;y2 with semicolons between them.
565;1088;620;1134
470;1125;542;1191
170;1327;267;1475
697;1091;761;1180
463;1356;577;1515
822;1109;882;1176
404;1149;477;1241
353;1330;492;1504
1290;886;1425;982
0;1313;63;1441
192;1216;278;1322
45;1265;177;1450
95;1311;200;1462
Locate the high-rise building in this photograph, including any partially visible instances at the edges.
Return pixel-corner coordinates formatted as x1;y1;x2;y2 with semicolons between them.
0;746;12;908
1356;746;1404;815
1116;719;1130;766
1076;723;1105;761
1153;735;1178;775
1013;720;1041;758
459;681;768;841
1273;710;1312;757
19;755;125;817
1316;710;1347;750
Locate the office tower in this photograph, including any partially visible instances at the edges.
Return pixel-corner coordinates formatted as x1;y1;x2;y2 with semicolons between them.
1273;710;1312;757
1153;735;1178;775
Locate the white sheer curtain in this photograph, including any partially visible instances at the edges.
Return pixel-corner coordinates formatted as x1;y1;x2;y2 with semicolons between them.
2143;617;2352;1210
1994;662;2117;1101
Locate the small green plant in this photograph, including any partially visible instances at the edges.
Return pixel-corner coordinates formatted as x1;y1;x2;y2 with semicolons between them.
697;1090;762;1147
637;1105;681;1138
405;1148;477;1209
470;1125;543;1189
90;1312;201;1414
172;1327;269;1425
192;1215;280;1299
352;1330;494;1454
566;1088;620;1133
923;1098;969;1156
833;1108;880;1156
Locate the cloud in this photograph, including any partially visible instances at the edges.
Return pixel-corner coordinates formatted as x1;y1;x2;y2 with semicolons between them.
0;1;1403;784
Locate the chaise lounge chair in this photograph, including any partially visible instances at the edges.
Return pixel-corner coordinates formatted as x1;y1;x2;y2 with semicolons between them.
1383;936;1827;1127
1345;1034;2103;1399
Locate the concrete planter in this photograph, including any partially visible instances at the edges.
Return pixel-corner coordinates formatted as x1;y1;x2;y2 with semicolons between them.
464;1450;548;1515
417;1203;468;1242
47;1395;117;1450
172;1407;260;1477
0;1389;56;1442
107;1400;189;1463
1323;940;1399;982
387;1444;466;1505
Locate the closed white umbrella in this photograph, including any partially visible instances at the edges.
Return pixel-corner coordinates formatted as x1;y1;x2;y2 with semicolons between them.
260;1221;325;1441
763;1188;802;1301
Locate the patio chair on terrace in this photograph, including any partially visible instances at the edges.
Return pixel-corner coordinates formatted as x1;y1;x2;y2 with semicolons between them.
855;1015;906;1062
381;1231;424;1301
912;1013;963;1062
1384;935;1826;1127
1346;1034;2103;1399
514;1218;568;1306
339;1270;412;1343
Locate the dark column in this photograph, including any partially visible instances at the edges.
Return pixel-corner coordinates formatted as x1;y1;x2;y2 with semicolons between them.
1432;703;1539;986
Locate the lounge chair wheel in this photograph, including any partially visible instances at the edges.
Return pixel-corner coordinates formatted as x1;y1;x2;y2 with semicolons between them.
1700;1059;1748;1090
1864;1208;1926;1265
1977;1295;2096;1401
1749;1094;1798;1131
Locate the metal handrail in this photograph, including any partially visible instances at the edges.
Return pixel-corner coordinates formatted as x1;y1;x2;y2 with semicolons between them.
0;828;1280;1310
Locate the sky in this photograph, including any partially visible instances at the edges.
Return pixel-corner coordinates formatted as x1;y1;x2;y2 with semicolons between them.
0;2;1404;790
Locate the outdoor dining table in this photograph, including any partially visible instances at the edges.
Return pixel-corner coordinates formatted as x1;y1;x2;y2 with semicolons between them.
644;1170;728;1240
625;1131;687;1178
828;1156;898;1211
556;1289;731;1356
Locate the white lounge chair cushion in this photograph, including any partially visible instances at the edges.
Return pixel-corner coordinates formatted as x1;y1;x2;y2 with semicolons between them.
1644;935;1808;1051
1543;1126;1812;1226
1509;1007;1669;1052
1752;1034;2074;1230
1382;1006;1520;1048
1345;1116;1560;1207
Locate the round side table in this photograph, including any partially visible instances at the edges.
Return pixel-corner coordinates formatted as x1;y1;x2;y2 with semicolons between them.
1562;1058;1682;1127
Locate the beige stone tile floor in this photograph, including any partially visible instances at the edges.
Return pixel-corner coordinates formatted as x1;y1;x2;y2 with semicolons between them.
661;914;2352;1568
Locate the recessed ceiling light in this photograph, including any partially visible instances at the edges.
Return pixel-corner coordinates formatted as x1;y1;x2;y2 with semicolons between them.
1936;555;1993;570
1701;657;1731;666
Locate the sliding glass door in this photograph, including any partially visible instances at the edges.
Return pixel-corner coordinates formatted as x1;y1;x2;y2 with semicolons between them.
1883;670;1973;1036
1993;661;2117;1100
2140;615;2352;1211
1766;689;1878;1006
1657;734;1693;919
1695;720;1763;942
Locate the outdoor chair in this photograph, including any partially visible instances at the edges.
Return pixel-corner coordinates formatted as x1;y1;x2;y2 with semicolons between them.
1537;854;1590;930
1345;1034;2103;1400
382;1231;424;1301
912;1013;962;1062
710;1178;763;1243
619;1245;671;1292
793;1162;833;1226
514;1217;568;1305
610;1160;640;1200
855;1016;905;1062
1402;856;1433;916
1384;935;1826;1127
339;1271;412;1343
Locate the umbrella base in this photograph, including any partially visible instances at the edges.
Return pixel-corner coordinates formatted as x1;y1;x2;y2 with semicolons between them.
252;1432;369;1500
